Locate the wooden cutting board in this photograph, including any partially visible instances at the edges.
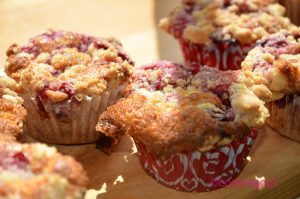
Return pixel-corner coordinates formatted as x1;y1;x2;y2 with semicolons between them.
1;0;300;198
21;125;300;199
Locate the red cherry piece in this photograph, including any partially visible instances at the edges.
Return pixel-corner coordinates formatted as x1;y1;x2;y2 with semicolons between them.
13;152;29;164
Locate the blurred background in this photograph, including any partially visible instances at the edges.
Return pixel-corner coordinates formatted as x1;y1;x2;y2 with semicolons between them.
1;0;298;68
0;0;182;68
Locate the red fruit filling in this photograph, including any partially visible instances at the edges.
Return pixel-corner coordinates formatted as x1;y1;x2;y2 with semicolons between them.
37;82;75;101
0;151;29;171
13;152;29;164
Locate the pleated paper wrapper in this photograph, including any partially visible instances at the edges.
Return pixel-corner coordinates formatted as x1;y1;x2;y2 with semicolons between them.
135;129;258;192
23;87;122;144
267;94;300;142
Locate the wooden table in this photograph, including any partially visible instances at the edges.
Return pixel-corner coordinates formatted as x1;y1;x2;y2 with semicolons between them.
1;0;300;198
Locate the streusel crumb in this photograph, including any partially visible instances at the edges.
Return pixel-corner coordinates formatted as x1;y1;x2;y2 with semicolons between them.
0;77;26;142
160;0;295;44
5;30;134;103
0;143;88;199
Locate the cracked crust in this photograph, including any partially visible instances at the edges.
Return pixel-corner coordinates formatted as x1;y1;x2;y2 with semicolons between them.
240;29;300;102
97;61;269;155
99;90;250;156
5;30;134;103
0;143;88;199
160;0;295;45
0;77;26;142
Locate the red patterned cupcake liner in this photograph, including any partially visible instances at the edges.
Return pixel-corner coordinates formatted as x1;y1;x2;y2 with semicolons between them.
135;129;258;192
179;39;254;71
267;94;300;142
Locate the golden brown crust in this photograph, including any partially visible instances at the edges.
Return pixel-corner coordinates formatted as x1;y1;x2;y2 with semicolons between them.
0;143;88;198
0;98;26;139
0;77;26;142
98;90;250;156
97;62;271;154
276;58;300;90
96;94;146;150
0;134;17;143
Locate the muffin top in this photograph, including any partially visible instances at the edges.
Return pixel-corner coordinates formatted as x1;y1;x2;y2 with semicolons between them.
5;30;134;103
160;0;295;45
128;60;192;93
0;143;88;199
241;29;300;102
0;76;26;142
97;61;268;156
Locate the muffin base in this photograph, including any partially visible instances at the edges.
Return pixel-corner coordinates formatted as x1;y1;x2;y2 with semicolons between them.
267;94;300;142
22;88;122;144
179;39;253;71
135;129;257;192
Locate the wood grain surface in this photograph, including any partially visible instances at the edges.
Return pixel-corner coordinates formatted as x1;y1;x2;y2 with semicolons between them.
1;0;300;198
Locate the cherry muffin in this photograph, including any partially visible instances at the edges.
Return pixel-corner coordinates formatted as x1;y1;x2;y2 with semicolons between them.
5;30;134;144
160;0;295;70
0;76;26;142
240;29;300;142
97;61;268;192
96;61;192;152
0;143;88;198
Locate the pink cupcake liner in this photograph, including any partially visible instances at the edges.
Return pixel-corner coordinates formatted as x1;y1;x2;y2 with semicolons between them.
22;87;121;144
267;94;300;142
135;129;258;192
179;39;254;71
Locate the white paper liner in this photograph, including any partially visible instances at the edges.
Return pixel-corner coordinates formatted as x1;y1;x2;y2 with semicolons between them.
22;87;121;144
267;94;300;142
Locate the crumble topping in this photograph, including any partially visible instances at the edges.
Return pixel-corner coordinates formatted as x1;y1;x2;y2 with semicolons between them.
97;61;268;155
0;77;26;142
241;29;300;102
129;61;192;94
0;143;88;199
99;88;250;156
5;30;134;103
160;0;295;45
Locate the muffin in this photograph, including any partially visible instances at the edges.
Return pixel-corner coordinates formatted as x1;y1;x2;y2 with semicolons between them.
240;29;300;142
160;0;295;70
96;60;192;152
97;61;268;191
0;76;26;142
5;30;134;144
0;143;88;198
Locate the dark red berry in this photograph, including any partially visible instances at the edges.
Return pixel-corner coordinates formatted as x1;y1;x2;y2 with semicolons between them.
143;64;158;70
118;51;134;65
155;82;164;91
51;69;61;77
93;41;109;50
58;82;75;98
38;85;50;100
13;152;29;164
